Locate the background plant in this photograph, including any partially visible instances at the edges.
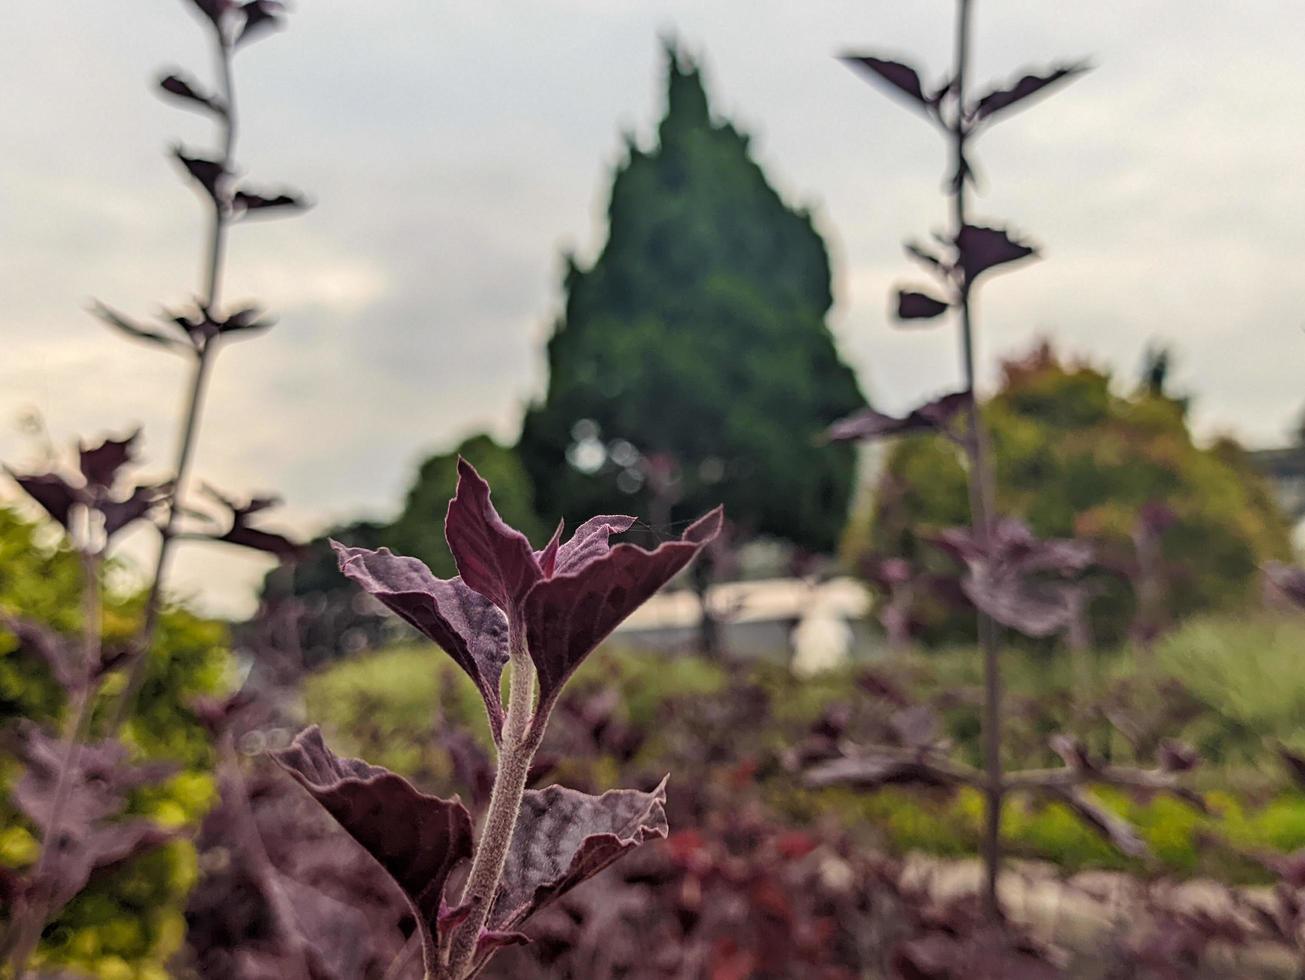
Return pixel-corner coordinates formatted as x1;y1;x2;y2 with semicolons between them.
1;0;306;973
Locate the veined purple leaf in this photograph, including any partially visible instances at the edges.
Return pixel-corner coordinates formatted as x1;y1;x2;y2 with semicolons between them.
488;780;668;932
972;62;1089;122
174;147;226;203
523;506;722;722
826;390;968;443
158;73;225;115
78;430;139;490
271;727;474;952
333;543;510;740
896;289;951;321
957;224;1038;284
841;54;933;112
551;514;638;576
446;457;543;612
233;189;307;215
7;469;78;530
237;0;285;45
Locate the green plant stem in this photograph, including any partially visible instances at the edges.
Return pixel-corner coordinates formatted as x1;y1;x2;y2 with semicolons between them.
950;0;1005;924
442;619;540;979
110;28;235;733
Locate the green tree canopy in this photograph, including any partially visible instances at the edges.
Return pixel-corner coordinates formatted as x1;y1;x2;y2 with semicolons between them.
518;43;864;553
850;341;1291;645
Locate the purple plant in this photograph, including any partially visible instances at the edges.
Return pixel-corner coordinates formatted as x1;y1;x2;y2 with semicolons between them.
273;459;721;979
2;1;306;971
826;0;1090;920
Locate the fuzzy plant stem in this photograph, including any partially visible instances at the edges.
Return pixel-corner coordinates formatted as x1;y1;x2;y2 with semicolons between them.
111;29;235;733
441;619;541;979
8;546;102;979
949;0;1006;923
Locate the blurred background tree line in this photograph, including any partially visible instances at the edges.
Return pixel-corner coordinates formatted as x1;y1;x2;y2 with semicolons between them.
264;43;1290;664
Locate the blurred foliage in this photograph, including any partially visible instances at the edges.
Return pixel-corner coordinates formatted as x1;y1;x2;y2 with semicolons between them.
308;611;1305;888
0;507;228;977
518;42;864;552
1154;614;1305;765
848;341;1291;645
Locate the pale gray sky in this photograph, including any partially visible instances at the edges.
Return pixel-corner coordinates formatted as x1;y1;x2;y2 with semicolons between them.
4;2;1305;614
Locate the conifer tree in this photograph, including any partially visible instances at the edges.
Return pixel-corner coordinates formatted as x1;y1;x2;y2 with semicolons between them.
519;43;863;555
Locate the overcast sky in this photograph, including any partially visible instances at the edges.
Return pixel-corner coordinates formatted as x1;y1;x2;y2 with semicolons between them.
4;1;1305;614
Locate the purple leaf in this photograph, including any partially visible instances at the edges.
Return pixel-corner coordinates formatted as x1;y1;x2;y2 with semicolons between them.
972;62;1089;122
233;189;307;215
841;55;933;111
173;147;226;202
214;305;276;338
271;727;474;952
158;73;224;115
185;0;231;25
333;543;510;740
446;457;543;612
826;390;968;443
100;482;170;539
956;224;1038;285
91;302;189;352
896;289;951;321
489;780;668;931
551;514;638;576
931;518;1093;638
78;430;139;489
237;0;285;45
2;616;83;692
7;469;78;530
537;519;565;577
523;506;722;721
14;725;177;913
1265;561;1305;609
203;485;304;559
